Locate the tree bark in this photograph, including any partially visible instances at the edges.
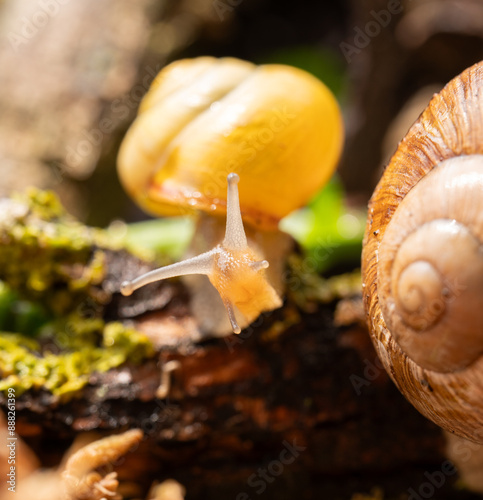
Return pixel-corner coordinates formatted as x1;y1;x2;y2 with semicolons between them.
7;249;457;499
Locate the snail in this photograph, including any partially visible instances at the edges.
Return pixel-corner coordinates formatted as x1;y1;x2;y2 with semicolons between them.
118;56;344;336
362;60;483;442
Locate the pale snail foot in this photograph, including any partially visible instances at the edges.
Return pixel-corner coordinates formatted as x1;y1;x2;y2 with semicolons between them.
120;173;281;334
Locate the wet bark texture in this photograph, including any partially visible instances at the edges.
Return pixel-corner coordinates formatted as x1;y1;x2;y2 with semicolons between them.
5;249;467;499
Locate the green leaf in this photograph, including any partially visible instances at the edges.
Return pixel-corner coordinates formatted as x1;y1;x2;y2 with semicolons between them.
124;217;194;261
281;176;365;272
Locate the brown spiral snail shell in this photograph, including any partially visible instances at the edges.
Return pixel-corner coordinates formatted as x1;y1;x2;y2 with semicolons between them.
362;61;483;443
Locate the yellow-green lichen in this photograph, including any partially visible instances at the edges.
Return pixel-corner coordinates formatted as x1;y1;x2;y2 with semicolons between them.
0;189;121;315
0;191;161;401
0;319;155;400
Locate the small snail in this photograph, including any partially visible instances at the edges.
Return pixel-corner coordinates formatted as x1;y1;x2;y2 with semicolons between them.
118;56;343;336
362;61;483;442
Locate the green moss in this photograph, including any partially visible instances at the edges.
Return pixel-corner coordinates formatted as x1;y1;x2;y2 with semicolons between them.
0;189;119;315
287;254;362;309
0;190;160;400
0;317;155;400
0;281;51;337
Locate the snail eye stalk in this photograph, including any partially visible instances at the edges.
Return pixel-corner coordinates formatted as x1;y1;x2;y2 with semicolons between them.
223;173;247;250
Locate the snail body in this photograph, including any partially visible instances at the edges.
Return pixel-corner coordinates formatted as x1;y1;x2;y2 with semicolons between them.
118;56;344;336
362;61;483;442
121;173;281;334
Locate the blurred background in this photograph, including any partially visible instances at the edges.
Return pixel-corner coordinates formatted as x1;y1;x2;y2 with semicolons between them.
2;1;483;499
2;0;483;226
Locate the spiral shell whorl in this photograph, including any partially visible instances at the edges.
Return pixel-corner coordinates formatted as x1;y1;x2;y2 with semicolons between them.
394;259;445;331
377;155;483;373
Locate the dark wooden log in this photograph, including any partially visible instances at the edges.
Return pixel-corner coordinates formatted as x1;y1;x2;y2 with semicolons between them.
5;245;468;499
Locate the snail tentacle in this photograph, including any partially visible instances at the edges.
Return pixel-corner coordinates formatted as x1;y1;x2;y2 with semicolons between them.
223;299;241;334
224;172;248;250
120;251;214;296
249;260;269;272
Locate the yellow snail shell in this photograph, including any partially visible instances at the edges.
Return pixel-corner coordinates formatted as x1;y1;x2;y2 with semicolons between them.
118;56;344;230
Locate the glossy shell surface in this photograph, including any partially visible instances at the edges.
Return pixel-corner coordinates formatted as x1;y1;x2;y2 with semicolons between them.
362;61;483;442
118;57;344;229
